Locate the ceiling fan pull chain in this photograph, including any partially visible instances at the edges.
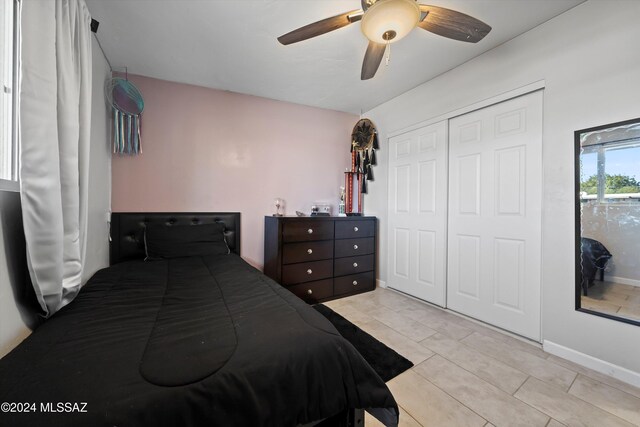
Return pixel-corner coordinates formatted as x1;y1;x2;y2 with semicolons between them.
385;42;391;66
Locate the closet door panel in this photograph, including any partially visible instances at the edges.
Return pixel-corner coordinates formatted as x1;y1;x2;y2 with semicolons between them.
447;90;543;341
387;121;448;306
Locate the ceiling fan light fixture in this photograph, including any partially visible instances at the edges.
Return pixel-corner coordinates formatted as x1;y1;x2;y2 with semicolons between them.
361;0;420;44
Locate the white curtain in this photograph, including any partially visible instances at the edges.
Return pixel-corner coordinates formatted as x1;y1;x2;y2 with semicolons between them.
20;0;92;317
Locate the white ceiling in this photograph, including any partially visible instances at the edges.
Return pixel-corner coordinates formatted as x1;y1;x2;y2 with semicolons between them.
86;0;583;114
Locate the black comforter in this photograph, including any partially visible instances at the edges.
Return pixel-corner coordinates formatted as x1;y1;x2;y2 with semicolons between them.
0;255;397;426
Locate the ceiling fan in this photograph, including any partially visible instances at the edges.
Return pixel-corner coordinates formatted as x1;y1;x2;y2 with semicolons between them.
277;0;491;80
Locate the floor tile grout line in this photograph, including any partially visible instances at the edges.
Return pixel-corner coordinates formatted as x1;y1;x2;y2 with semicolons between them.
419;332;533;381
369;312;438;343
411;345;619;427
348;295;550;371
407;368;491;425
396;403;425;427
384;287;546;350
511;375;532;397
341;290;640;424
400;313;475;342
586;403;640;426
419;339;531;395
566;371;579;392
447;315;545;350
543;418;559;427
423;352;603;426
562;375;640;424
459;333;580;392
459;332;539;369
583;375;640;401
358;323;436;364
417;353;551;422
545;356;640;400
361;292;518;345
461;330;548;361
346;293;573;394
428;301;546;351
514;376;640;426
509;377;573;422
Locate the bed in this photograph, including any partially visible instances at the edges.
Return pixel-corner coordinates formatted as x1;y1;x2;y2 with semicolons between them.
0;212;398;427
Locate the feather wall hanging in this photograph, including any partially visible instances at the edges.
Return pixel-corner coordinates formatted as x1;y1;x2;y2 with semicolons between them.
351;118;379;194
344;118;379;215
105;76;144;155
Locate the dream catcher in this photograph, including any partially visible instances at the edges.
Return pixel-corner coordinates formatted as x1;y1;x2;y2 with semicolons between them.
345;118;379;215
105;76;145;155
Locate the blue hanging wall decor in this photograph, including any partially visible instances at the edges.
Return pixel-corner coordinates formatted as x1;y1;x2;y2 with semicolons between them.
105;76;145;155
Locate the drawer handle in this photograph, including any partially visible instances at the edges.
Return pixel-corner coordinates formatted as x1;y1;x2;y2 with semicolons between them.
307;289;313;295
353;280;358;286
354;226;359;232
353;262;358;268
307;228;313;234
353;244;359;250
307;269;313;275
307;249;313;254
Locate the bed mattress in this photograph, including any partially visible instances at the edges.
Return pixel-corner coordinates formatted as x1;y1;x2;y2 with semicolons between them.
0;254;397;426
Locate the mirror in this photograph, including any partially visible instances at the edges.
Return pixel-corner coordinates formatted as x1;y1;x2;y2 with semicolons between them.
575;117;640;326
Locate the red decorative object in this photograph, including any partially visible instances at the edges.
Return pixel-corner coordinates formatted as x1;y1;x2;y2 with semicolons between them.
344;151;364;216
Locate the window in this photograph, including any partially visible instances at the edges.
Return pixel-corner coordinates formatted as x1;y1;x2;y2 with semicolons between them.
0;0;19;189
579;151;597;198
580;123;640;203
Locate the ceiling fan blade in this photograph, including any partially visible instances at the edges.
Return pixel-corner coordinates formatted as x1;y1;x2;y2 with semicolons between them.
361;41;386;80
278;9;363;45
417;5;491;43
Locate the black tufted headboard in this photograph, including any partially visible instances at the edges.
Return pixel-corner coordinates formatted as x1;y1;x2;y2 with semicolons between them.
110;212;241;265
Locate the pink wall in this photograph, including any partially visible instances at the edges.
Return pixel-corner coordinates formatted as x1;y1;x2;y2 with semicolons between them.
111;74;357;268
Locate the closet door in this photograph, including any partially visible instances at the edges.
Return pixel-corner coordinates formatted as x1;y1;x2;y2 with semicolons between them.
387;121;448;306
447;91;543;340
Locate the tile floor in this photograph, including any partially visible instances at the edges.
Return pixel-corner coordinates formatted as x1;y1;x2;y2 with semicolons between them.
581;281;640;322
323;287;640;427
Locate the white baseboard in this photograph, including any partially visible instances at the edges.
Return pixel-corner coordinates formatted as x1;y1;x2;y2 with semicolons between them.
607;275;640;287
376;279;387;289
543;340;640;389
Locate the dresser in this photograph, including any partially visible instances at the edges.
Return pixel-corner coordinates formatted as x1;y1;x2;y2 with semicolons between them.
264;216;377;303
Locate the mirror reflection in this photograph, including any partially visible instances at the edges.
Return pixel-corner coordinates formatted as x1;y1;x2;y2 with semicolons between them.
577;118;640;324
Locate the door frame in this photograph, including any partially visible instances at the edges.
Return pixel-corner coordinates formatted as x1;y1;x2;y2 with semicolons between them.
387;80;546;140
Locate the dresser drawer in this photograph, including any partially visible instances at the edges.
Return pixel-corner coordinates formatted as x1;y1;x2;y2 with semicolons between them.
334;254;374;277
334;271;374;296
282;241;333;264
334;237;374;258
282;259;333;285
283;221;334;242
335;220;374;239
287;279;333;303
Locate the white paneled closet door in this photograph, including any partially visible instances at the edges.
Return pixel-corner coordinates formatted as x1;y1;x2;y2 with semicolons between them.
447;91;543;340
387;121;448;306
